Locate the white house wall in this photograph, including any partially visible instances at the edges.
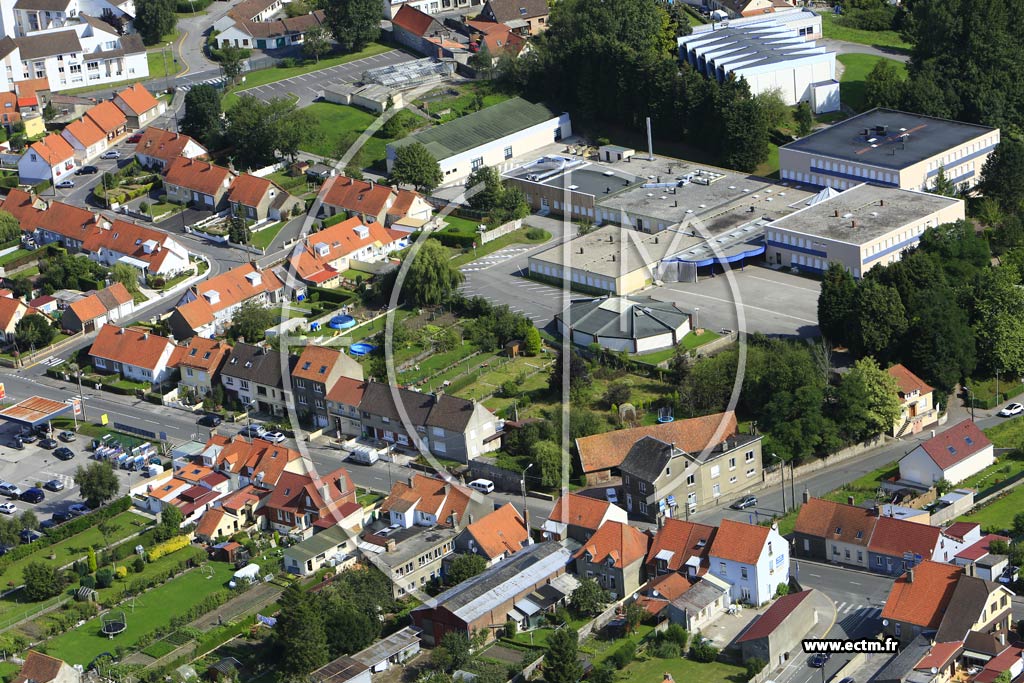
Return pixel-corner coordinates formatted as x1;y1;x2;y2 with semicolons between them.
734;55;835;108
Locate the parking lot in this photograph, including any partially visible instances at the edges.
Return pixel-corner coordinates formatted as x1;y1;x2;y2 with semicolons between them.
234;49;414;106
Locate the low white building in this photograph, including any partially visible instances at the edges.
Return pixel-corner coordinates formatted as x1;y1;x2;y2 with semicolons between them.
382;0;479;19
89;324;176;385
283;525;358;576
18;133;76;184
555;296;692;354
708;520;789;606
678;9;838;114
899;420;995;487
387;97;571;187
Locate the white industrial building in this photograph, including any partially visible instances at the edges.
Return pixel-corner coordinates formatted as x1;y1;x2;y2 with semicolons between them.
387;97;571;187
678;9;839;114
555;297;692;354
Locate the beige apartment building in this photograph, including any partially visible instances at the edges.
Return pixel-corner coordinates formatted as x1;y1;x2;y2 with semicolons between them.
764;183;965;278
779;108;999;192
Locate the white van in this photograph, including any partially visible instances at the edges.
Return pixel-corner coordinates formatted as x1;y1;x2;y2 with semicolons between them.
468;479;495;494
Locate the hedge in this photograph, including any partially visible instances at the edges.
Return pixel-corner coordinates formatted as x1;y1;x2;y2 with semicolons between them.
176;0;213;11
432;232;476;249
0;497;134;575
148;535;192;562
307;286;357;305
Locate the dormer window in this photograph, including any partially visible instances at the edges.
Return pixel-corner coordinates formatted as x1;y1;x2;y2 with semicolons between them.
606;556;615;567
835;527;842;535
856;531;863;540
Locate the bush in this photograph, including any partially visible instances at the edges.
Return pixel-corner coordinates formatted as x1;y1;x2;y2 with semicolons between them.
663;624;689;649
689;638;719;663
115;565;128;579
526;227;546;240
95;567;114;588
746;658;767;681
504;619;517;638
278;57;299;68
80;574;96;589
652;642;680;659
607;641;636;668
133;556;146;573
148;535;192;561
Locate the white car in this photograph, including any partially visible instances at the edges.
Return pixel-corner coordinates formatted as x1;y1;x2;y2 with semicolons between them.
100;150;121;160
238;424;267;438
999;402;1024;417
0;503;16;515
56;179;74;189
0;483;22;498
605;488;619;504
260;431;286;444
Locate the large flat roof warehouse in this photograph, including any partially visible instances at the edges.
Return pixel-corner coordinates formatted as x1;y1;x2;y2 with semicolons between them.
767;183;964;244
0;396;73;427
781;108;997;170
389;97;564;160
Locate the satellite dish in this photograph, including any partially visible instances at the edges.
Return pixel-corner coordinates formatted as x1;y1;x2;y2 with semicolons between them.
881;619;889;626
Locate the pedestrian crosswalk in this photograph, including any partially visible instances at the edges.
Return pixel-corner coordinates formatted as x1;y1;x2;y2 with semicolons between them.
38;356;65;368
835;602;881;615
458;246;533;272
178;77;227;93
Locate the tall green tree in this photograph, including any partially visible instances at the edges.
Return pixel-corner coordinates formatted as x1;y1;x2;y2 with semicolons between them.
324;0;381;52
863;59;906;110
544;628;583;683
134;0;175;45
904;286;976;393
302;26;332;63
391;143;442;193
979;140;1024;214
110;263;141;294
465;166;505;213
0;210;20;243
834;357;901;441
403;239;464;306
75;462;120;507
973;265;1024;375
219;45;246;83
22;562;65;601
851;278;907;360
274;584;329;680
439;632;471;671
818;262;857;345
570;578;610;617
446;553;487;585
14;314;55;350
794;101;814;136
324;600;377;655
230;300;276;342
929;165;957;196
180;85;222;146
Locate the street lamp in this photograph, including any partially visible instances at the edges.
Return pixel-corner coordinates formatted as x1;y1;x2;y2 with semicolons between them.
694;307;700;331
521;463;534;522
966;387;976;422
771;452;786;514
996;369;1002;406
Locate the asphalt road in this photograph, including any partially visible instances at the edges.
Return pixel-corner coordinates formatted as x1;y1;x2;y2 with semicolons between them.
234;50;416;107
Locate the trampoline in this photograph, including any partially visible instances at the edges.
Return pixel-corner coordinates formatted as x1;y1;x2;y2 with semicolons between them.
349;343;375;356
329;315;357;330
101;610;127;638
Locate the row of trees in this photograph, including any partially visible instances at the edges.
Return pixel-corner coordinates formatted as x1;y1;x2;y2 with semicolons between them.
464;166;531;226
499;0;776;172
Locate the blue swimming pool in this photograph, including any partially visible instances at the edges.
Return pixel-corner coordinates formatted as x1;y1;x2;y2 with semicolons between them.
329;314;356;330
349;343;376;356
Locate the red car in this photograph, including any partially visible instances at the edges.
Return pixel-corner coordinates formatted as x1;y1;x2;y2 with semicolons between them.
127;131;144;143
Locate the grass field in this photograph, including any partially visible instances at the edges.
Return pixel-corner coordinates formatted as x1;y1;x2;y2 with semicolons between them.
631;330;723;365
838;54;907;112
986;416;1024;449
454;355;553;402
449;227;551;268
45;562;235;665
960;485;1024;532
619;655;746;683
821;12;912;51
224;43;393;108
251;221;286;250
419;81;512;121
297;102;386;166
967;376;1024;409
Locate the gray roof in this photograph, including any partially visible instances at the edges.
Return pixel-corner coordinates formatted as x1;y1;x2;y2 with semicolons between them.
310;656;370;683
413;542;571;624
16;29;82;60
284;525;350;562
781;108;997;170
352;627;420;667
619;436;675;483
390;98;563;160
670;578;728;614
556;297;689;340
359;382;481;433
483;0;548;22
221;343;289;388
0;37;17;61
934;574;1004;643
14;0;71;10
767;183;962;245
873;633;934;683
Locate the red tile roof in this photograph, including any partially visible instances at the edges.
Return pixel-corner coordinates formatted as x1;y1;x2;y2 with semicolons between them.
66;291;108;323
381;474;475;527
868;516;941;558
915;641;964;672
175;262;283;330
710;519;772;565
292;345;342;382
0;296;29;330
13;651;66;683
165;156;233;196
289;216;403;282
575;520;648;568
227;173;277;207
114;82;160;116
547;492;616;531
918;419;992;470
735;590;812;642
880;560;962;629
463;503;529;559
134;127;206;163
326;376;366;406
646;572;694;602
645;518;717;572
169;337;231;372
84;100;127;134
195;508;225;538
261;467;356;521
942;522;979;542
29;133;75;165
392;3;436;35
63;116;106;147
794;498;877;547
973;645;1024;683
389;188;424;218
79;218;185;271
321;175;395;218
888;364;933;397
90;324;173;371
955;533;1010;562
576;411;739;474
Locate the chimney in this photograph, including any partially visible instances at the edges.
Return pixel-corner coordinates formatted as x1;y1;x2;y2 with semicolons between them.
802;488;810;504
407;475;415;488
673;200;678;207
611;254;615;262
966;561;975;577
385;538;396;552
848;495;855;506
448;511;458;527
907;568;914;583
142;333;149;340
117;327;125;335
657;513;665;529
467;513;474;525
321;483;331;504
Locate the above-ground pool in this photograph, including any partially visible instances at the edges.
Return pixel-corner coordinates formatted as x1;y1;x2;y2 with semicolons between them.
349;343;376;356
329;314;356;330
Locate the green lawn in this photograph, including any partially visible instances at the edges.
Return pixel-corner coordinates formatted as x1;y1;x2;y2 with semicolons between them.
0;248;31;267
960;485;1024;532
442;215;485;236
967;376;1024;409
297;102;385;166
146;50;174;84
449;227;551;268
419;81;513;121
838;54;907;112
264;169;309;193
620;655;746;683
756;142;780;178
45;562;236;665
251;221;286;250
224;43;393;108
986;416;1024;449
821;12;912;51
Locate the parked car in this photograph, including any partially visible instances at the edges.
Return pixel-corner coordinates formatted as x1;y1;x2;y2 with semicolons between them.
75;165;98;175
100;150;121;159
19;432;37;444
999;402;1024;417
0;483;23;498
68;503;91;517
39;438;58;450
40;518;58;530
239;424;267;438
197;414;222;427
11;435;23;450
730;495;758;510
19;529;41;544
58;430;76;442
51;510;72;523
260;431;286;444
56;178;74;189
605;488;619;504
44;479;65;492
127;132;144;143
468;479;495;494
19;488;45;504
54;447;75;461
0;503;16;515
809;653;830;668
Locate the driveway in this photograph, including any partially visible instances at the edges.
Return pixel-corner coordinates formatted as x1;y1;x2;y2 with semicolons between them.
822;38;910;63
233;50;416;107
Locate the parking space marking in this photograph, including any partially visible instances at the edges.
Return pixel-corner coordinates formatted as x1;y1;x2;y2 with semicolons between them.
666;289;818;325
746;274;821;292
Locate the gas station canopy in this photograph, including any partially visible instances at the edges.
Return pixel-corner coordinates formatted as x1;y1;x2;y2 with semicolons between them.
0;396;73;428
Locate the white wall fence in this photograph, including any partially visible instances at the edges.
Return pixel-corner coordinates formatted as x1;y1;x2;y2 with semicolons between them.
480;218;523;244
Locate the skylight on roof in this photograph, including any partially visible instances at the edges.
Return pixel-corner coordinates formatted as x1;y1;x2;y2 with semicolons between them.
319;365;327;374
965;436;974;445
947;446;957;454
302;361;312;370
